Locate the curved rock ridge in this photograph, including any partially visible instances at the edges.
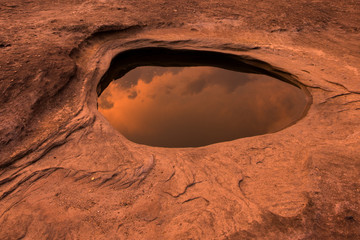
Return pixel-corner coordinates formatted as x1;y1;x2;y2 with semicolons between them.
0;0;359;239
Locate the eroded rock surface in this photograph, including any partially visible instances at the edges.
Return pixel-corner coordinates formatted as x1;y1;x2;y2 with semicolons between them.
0;0;359;239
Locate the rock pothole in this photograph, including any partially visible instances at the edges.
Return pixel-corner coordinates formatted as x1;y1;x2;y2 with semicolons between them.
97;47;311;147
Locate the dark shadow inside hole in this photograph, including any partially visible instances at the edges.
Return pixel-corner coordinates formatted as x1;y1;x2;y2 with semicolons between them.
97;48;310;148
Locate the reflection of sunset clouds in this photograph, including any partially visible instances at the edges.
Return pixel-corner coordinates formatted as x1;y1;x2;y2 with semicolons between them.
98;66;307;147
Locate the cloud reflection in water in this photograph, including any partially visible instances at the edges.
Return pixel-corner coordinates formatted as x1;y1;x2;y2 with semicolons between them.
98;66;307;147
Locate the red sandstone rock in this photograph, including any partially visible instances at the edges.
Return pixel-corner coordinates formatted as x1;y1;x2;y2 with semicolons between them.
0;0;359;239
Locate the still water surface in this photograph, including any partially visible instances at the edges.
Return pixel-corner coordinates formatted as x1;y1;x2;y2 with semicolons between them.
98;66;307;147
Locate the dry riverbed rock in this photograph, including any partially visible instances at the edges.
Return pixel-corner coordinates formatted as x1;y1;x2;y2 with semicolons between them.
0;0;359;239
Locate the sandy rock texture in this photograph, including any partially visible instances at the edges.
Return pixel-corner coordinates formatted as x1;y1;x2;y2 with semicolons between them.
1;0;359;239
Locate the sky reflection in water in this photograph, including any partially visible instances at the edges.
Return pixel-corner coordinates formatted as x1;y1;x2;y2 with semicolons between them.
98;66;307;147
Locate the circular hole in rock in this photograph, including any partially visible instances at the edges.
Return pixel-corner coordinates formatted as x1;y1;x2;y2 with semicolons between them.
97;48;309;148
